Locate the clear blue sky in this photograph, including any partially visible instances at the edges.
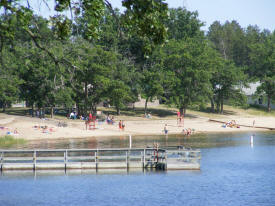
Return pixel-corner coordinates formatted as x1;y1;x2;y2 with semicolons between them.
32;0;275;31
109;0;275;31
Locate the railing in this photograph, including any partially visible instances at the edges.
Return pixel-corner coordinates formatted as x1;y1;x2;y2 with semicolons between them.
0;147;200;171
0;148;167;171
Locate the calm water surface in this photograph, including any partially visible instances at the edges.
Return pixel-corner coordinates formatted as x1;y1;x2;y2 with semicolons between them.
0;132;275;206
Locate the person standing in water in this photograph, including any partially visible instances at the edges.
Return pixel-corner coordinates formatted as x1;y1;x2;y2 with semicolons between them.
164;124;168;135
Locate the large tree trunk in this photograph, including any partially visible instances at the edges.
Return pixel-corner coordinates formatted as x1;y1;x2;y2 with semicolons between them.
216;101;220;113
50;106;54;118
210;97;215;113
220;97;224;114
267;96;271;112
2;102;6;112
77;103;80;116
183;106;187;116
144;97;149;114
31;104;34;117
84;81;88;115
116;107;120;115
42;107;46;118
92;105;97;114
179;107;184;116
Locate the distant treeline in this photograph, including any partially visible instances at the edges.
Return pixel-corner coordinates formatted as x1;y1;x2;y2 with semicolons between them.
0;1;275;117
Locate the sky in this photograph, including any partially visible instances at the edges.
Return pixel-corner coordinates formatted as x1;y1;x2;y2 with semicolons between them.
31;0;275;32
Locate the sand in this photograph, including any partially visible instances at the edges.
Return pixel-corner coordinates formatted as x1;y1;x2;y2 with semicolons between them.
0;112;274;140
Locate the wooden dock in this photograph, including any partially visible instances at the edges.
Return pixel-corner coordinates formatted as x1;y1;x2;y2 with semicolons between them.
0;147;200;171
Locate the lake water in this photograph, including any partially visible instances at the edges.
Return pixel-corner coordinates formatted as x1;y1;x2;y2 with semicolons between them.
0;132;275;206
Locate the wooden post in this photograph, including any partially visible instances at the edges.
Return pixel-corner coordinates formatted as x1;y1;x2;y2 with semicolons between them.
126;151;129;170
143;149;146;169
64;150;68;170
165;150;167;170
33;151;36;171
0;152;3;172
95;151;98;170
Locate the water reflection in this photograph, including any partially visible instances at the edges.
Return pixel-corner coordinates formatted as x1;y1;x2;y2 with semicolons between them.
9;131;275;150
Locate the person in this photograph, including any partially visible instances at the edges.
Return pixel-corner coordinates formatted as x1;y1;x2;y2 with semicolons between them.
253;120;255;128
111;116;115;124
89;112;92;121
164;124;168;135
14;128;18;134
85;119;90;130
187;128;192;136
177;111;180;123
106;115;111;124
70;112;74;119
119;120;122;130
122;121;125;130
182;128;187;135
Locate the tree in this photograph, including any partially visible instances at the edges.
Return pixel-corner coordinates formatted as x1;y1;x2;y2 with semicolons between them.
160;38;214;115
210;60;247;113
0;76;20;112
141;69;163;114
67;39;122;114
248;31;275;111
108;80;132;115
208;20;247;66
0;44;21;112
165;7;204;40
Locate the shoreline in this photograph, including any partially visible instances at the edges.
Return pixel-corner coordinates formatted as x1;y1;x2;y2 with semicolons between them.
1;113;274;141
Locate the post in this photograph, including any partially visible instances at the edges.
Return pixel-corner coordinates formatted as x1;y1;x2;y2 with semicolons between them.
33;151;36;171
95;151;98;170
0;152;3;172
129;134;132;149
164;150;167;170
143;149;146;169
64;150;67;170
126;151;129;170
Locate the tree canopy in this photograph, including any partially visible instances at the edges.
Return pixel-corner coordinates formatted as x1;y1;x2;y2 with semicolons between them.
0;2;274;115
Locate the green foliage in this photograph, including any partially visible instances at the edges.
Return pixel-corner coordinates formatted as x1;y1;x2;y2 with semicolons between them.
248;31;275;111
122;0;168;53
208;20;247;66
1;2;275;117
160;38;214;114
108;80;132;115
166;7;204;40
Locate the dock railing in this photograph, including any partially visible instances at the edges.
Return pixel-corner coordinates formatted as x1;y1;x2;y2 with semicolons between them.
0;147;200;171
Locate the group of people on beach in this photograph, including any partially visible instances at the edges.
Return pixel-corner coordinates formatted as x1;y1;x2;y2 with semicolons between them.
222;120;240;128
106;115;115;125
33;125;56;134
1;126;19;136
182;128;193;136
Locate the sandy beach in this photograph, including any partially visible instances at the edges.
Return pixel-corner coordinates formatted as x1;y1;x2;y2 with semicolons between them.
1;112;274;140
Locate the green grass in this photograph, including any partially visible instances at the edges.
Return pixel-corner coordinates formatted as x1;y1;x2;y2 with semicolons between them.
0;135;26;148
